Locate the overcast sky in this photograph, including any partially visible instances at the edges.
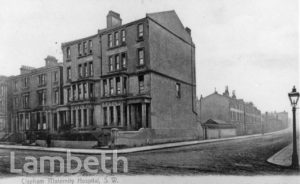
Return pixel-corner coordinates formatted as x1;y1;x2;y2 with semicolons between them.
0;0;298;113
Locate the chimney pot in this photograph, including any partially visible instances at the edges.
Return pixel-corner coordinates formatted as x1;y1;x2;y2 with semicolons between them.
185;27;191;35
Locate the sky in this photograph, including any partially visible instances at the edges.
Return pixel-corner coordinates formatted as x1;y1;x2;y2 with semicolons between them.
0;0;298;113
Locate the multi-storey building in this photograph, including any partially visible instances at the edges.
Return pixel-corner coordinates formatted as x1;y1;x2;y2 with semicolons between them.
59;33;98;131
0;76;12;133
10;56;63;134
262;111;289;133
199;86;262;135
59;10;200;144
275;111;289;128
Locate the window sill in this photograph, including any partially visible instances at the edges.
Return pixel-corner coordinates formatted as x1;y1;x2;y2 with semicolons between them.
37;84;47;88
136;64;145;69
136;37;144;42
77;75;94;80
101;93;128;99
77;53;93;59
53;81;59;85
69;97;96;103
108;68;127;74
21;87;30;91
107;43;126;50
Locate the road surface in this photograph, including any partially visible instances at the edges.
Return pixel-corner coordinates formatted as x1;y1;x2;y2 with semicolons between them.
0;130;296;176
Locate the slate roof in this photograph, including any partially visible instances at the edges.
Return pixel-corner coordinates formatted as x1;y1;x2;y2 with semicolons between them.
203;119;236;129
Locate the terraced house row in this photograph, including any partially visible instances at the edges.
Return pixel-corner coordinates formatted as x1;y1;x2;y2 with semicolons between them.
10;57;63;134
0;10;201;146
198;86;289;138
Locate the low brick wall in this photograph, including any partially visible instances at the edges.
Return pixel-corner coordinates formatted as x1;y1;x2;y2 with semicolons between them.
115;127;202;147
36;140;98;149
205;128;237;139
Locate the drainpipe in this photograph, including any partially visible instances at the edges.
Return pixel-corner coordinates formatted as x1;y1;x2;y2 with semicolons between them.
99;34;103;77
191;43;197;115
243;102;246;135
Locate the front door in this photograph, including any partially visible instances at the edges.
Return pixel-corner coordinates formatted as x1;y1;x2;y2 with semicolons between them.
135;104;142;130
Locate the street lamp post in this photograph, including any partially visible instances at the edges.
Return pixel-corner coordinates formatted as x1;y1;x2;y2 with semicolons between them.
288;86;300;169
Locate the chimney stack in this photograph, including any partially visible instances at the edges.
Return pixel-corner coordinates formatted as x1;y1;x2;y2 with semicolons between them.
223;86;229;97
106;11;122;28
20;65;35;75
45;55;58;67
232;90;236;99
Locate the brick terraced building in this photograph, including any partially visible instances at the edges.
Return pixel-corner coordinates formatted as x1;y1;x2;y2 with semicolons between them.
9;56;63;135
199;86;288;136
56;10;200;146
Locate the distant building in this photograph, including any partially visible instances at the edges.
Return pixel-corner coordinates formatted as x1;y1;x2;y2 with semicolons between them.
276;111;289;128
0;76;12;132
202;119;236;139
199;86;261;135
262;111;289;133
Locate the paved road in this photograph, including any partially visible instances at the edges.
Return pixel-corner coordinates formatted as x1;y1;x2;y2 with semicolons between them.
0;130;297;176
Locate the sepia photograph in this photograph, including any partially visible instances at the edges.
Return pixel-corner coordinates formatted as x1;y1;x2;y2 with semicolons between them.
0;0;299;183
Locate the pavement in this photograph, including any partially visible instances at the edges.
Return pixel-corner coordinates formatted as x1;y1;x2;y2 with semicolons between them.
0;130;287;155
267;143;300;167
